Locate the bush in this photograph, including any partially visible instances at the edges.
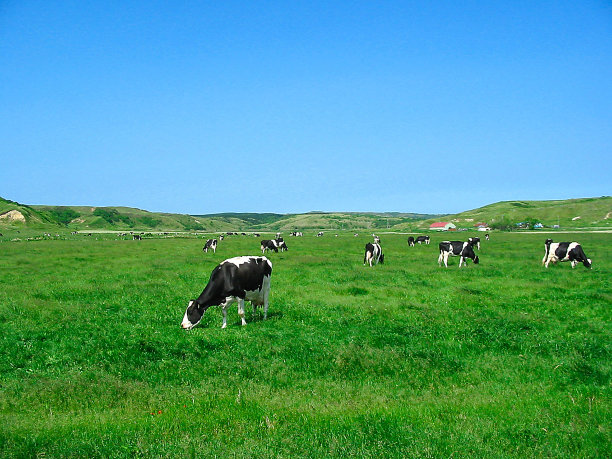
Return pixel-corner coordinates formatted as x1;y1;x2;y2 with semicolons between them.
48;207;80;226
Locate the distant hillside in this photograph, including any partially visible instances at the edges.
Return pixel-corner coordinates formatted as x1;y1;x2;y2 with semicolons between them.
194;211;441;232
398;196;612;231
2;196;610;232
0;197;58;227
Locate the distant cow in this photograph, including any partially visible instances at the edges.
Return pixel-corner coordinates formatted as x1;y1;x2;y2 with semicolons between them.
219;235;225;241
317;232;324;237
542;239;592;269
203;239;218;253
407;236;415;247
438;241;479;268
275;237;288;252
468;237;481;250
364;242;384;267
485;233;490;241
261;239;278;253
181;256;272;329
133;234;142;240
416;235;430;245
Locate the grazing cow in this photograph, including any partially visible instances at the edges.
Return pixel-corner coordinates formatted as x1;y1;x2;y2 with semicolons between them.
317;232;324;237
133;234;142;240
416;235;430;245
275;237;288;252
485;233;490;241
407;236;415;247
468;237;481;250
542;239;592;269
181;256;272;329
203;239;218;253
261;239;278;253
364;242;384;267
219;235;225;241
438;241;479;268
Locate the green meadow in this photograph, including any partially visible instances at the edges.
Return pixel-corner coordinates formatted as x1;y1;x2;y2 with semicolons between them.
0;231;610;457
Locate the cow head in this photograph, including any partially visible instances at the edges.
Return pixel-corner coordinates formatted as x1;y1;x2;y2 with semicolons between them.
584;258;592;269
181;300;205;330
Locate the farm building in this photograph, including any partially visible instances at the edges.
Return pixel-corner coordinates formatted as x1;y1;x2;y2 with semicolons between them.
429;222;456;231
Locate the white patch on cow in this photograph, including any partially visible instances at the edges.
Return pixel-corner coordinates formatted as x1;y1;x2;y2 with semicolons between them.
225;256;263;268
181;300;197;330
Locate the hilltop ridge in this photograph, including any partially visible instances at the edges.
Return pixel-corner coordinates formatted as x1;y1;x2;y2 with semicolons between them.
1;196;610;232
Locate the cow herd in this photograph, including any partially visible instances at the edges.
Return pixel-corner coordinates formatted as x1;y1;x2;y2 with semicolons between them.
184;231;593;330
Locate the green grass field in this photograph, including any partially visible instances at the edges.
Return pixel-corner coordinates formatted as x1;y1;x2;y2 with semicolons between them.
1;231;610;457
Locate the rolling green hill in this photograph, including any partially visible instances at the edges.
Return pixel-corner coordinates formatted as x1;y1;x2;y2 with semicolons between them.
399;196;612;231
2;196;611;232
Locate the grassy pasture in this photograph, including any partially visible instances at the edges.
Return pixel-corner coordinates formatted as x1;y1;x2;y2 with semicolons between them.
0;232;610;457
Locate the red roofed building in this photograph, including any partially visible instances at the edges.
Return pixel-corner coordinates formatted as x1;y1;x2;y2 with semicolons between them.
429;222;457;231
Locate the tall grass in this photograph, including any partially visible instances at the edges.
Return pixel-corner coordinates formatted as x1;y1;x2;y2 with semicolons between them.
0;232;610;457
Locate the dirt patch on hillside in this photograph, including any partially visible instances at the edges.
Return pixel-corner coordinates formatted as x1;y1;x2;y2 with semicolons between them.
604;212;612;220
0;210;26;222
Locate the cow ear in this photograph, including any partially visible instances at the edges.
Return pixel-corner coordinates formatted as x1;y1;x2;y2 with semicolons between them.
188;300;195;308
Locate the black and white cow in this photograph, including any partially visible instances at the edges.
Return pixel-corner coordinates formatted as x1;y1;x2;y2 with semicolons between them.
372;234;380;244
219;235;225;241
438;241;479;268
485;233;490;241
181;256;272;329
261;239;278;253
317;232;324;237
468;237;481;250
542;239;592;269
275;237;288;252
133;234;142;240
364;242;384;267
407;236;415;247
203;239;218;253
416;235;430;245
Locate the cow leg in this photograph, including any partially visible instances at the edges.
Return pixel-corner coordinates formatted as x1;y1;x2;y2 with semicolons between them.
221;305;228;328
438;252;443;266
459;257;463;268
444;253;449;268
237;298;247;326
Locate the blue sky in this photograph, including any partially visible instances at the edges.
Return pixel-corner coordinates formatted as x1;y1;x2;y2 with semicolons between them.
1;1;610;215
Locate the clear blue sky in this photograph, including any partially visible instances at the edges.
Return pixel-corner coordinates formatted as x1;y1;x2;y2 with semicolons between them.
1;1;610;215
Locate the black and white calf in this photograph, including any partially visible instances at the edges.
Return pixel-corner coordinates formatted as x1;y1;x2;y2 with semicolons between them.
438;241;479;268
485;233;490;241
203;239;218;253
542;239;592;269
261;240;278;253
416;235;430;245
181;256;272;329
468;237;481;250
407;236;415;247
364;242;384;266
